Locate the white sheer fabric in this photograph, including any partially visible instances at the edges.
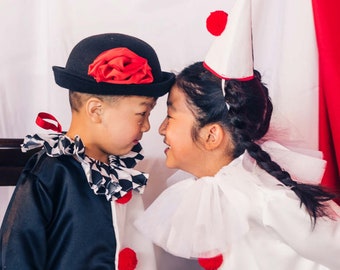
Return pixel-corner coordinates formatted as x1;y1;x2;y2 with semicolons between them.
135;142;340;270
0;1;319;269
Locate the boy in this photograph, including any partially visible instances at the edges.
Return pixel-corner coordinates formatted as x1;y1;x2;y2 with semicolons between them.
0;33;175;270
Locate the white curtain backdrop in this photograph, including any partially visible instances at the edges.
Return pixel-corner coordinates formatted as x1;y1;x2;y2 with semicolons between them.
0;1;318;269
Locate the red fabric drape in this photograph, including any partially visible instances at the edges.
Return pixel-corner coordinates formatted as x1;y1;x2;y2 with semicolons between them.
312;0;340;203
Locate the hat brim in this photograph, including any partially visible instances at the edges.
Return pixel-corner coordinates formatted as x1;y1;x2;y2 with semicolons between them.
52;66;175;97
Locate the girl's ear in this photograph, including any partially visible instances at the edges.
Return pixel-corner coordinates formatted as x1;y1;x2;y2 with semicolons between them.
201;123;225;150
86;97;103;123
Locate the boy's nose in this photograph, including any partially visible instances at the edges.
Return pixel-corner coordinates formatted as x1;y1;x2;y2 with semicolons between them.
141;118;151;132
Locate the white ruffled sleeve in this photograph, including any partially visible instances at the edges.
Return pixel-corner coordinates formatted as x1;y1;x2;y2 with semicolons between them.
248;141;340;269
262;189;340;270
112;192;157;270
256;140;326;185
134;162;251;259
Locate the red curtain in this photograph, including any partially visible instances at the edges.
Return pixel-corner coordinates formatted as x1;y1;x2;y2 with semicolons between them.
312;0;340;203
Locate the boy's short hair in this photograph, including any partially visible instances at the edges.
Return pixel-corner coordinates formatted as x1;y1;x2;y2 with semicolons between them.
68;91;124;112
53;33;175;97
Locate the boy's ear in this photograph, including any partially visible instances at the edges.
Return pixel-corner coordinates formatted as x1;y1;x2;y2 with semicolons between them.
201;123;224;150
86;98;103;123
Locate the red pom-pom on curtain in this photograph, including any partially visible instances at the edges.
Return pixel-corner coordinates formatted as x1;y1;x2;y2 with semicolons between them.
206;10;228;36
198;254;223;270
118;247;138;270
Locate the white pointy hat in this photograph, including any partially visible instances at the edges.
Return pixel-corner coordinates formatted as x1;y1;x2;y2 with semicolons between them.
204;0;254;81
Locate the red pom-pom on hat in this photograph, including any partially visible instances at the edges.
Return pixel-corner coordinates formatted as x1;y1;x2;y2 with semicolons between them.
118;247;138;270
198;254;223;270
206;10;228;36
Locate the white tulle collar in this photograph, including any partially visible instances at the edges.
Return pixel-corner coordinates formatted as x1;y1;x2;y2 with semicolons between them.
135;140;326;259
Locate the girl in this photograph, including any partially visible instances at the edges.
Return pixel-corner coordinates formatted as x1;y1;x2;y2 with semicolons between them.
135;61;340;270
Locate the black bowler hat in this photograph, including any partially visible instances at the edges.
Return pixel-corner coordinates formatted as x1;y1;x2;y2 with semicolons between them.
53;33;175;97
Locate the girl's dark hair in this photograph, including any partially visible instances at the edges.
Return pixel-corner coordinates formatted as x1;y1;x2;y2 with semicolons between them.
176;61;335;224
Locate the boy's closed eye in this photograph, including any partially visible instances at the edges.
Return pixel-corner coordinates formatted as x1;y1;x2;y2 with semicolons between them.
137;112;147;117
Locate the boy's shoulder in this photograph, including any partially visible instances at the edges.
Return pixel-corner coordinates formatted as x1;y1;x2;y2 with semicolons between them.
20;150;84;188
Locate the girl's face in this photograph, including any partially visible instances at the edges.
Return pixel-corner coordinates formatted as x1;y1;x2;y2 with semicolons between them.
159;85;205;176
93;96;156;162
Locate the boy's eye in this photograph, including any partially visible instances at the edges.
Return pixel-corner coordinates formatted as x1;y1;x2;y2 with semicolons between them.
137;112;147;117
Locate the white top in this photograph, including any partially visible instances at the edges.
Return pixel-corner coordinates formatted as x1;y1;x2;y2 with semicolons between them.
135;141;340;270
112;192;157;270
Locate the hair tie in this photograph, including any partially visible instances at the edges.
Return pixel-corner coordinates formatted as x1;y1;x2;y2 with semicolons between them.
221;79;230;111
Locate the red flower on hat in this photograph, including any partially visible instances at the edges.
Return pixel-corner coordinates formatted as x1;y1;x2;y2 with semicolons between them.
118;247;138;270
198;254;223;270
88;47;154;84
206;10;228;36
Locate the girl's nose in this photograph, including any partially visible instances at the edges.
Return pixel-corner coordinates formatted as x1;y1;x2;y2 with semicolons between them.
158;118;168;135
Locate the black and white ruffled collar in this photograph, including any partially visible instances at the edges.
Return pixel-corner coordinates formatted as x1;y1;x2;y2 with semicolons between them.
21;133;148;201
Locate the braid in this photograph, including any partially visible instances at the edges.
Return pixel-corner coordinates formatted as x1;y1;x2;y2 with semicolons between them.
176;62;336;224
224;71;335;224
245;141;335;224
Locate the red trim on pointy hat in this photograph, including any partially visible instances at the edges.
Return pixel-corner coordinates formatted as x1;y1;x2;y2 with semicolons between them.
203;62;254;81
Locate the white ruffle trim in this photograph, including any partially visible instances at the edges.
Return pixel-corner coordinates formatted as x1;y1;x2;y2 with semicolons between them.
135;159;251;259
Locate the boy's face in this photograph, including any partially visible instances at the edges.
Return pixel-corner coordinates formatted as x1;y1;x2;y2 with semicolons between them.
93;95;156;160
